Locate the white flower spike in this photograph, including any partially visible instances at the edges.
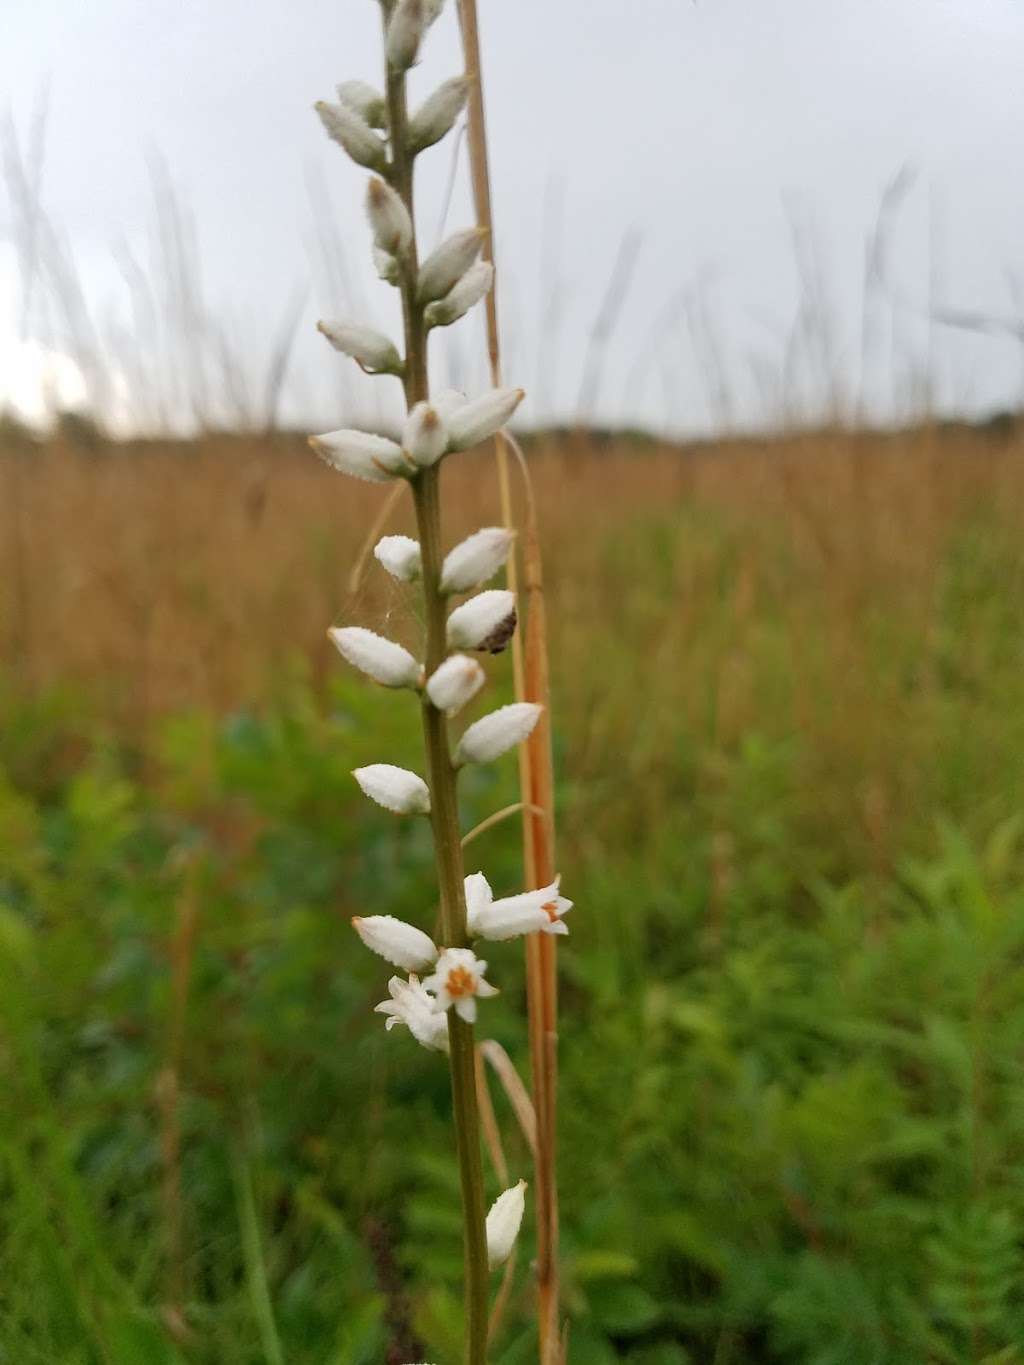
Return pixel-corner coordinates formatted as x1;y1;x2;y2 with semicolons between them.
426;655;485;716
425;260;495;329
386;0;427;71
329;626;421;688
309;430;405;483
409;76;469;154
466;873;572;941
416;228;487;303
447;387;525;451
446;589;516;652
441;527;515;594
375;975;449;1053
337;80;386;130
353;915;438;973
423;947;498;1024
456;703;543;765
374;535;422;583
317;321;402;376
314;100;386;171
402;402;449;467
486;1181;527;1270
366;177;413;258
353;764;430;815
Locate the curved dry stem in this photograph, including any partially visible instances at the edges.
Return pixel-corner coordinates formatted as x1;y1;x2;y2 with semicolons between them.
478;1038;537;1158
461;801;545;849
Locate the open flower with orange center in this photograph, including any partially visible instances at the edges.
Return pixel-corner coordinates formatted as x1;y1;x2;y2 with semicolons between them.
374;974;450;1053
464;872;573;942
423;948;498;1024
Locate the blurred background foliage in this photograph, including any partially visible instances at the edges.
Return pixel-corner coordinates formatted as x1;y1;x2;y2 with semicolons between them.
2;424;1024;1363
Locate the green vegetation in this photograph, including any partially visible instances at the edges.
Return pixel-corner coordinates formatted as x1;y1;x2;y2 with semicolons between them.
3;453;1024;1363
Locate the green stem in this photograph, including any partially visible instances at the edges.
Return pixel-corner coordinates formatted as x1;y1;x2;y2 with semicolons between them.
383;37;490;1365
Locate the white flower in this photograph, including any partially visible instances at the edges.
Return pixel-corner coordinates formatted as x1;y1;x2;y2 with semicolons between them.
432;387;467;419
374;535;422;582
456;703;542;765
353;915;438;972
425;260;494;329
353;764;430;815
375;975;449;1053
465;873;572;941
373;247;401;286
409;76;468;154
386;0;427;71
329;626;421;688
441;527;515;594
366;177;413;257
416;228;486;303
426;655;485;716
314;100;386;170
309;429;406;483
486;1180;527;1269
447;387;525;451
446;589;516;652
317;320;402;376
402;402;449;467
337;80;386;129
423;947;498;1024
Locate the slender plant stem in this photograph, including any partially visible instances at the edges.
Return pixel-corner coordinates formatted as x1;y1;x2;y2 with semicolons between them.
383;35;490;1365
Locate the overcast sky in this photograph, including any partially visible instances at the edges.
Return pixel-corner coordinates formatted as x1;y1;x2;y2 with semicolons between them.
2;0;1024;435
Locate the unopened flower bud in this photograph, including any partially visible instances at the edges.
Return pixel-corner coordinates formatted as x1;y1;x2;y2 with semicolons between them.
329;626;421;688
409;76;469;154
317;320;403;376
315;100;387;171
446;589;516;652
386;0;427;71
309;429;406;482
441;527;515;594
353;764;431;814
366;177;413;257
447;387;524;451
353;915;438;972
456;703;542;765
486;1181;527;1269
373;247;401;286
416;228;486;303
425;260;494;328
402;402;449;467
426;655;485;716
432;387;467;419
337;80;387;130
374;534;422;582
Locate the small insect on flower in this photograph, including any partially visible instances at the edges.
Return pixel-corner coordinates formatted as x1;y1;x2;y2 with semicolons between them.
416;228;487;303
446;589;517;652
455;702;543;765
375;975;450;1053
353;764;431;815
446;387;525;451
465;872;572;941
423;948;498;1024
374;534;422;583
426;654;486;716
353;916;439;972
402;402;449;467
440;527;515;594
486;1180;527;1269
329;626;422;688
309;429;406;483
317;320;403;376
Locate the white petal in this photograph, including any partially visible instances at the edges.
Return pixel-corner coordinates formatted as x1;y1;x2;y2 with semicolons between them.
486;1181;527;1269
441;527;515;594
374;535;422;583
402;402;449;467
416;228;486;303
446;388;524;451
455;996;477;1023
352;916;438;972
456;703;543;765
471;902;548;942
464;872;494;932
446;590;516;652
309;430;404;483
426;655;486;716
329;626;421;688
353;764;430;815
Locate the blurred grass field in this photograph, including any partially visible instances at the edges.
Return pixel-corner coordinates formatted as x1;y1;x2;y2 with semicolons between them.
3;420;1024;1364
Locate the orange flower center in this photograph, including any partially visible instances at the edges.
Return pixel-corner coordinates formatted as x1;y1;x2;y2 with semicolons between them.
542;900;559;922
446;966;477;998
